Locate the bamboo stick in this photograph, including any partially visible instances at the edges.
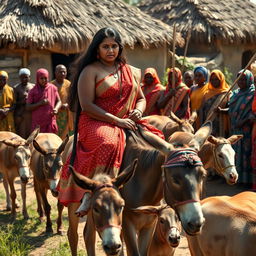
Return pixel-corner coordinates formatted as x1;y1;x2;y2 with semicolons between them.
205;51;256;122
170;24;176;111
181;27;192;74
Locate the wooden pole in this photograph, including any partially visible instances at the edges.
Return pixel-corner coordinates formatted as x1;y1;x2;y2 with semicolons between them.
181;27;192;74
171;24;176;111
205;51;256;122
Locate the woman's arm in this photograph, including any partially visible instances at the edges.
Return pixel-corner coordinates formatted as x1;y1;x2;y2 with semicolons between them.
26;99;48;111
78;65;136;130
157;89;175;109
53;93;62;115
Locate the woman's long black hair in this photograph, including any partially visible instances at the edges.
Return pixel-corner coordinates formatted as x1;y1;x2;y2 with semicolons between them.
68;27;126;170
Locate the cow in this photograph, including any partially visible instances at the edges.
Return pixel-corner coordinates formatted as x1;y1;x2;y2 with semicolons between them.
133;204;181;256
31;133;69;233
119;122;211;256
0;128;39;220
187;191;256;256
70;160;137;256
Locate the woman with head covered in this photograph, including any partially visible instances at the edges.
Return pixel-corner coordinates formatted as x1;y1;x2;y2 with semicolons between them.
0;71;15;132
26;68;61;133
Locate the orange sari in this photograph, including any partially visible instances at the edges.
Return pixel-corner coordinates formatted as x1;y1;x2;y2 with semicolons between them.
58;64;163;206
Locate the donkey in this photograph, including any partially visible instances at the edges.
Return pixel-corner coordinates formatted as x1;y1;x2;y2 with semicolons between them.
70;160;137;256
119;122;211;256
31;133;69;233
133;204;181;256
0;128;39;220
169;132;243;185
142;111;197;139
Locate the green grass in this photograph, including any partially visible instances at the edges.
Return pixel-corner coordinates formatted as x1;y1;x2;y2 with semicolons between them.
46;241;86;256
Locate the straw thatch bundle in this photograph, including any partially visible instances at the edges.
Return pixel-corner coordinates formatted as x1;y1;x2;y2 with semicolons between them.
0;0;183;53
139;0;256;44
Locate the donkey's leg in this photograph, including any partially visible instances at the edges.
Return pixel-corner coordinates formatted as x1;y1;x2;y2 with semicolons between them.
57;200;64;235
40;188;52;233
20;181;29;219
84;213;96;256
7;176;17;221
138;225;156;256
2;175;11;211
34;178;44;221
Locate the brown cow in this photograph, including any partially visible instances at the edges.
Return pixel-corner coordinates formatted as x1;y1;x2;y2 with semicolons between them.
31;133;69;233
133;204;181;256
142;111;197;139
187;191;256;256
119;122;211;256
70;160;137;256
0;128;39;220
169;132;243;184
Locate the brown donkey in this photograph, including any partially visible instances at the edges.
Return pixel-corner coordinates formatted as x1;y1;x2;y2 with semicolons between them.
31;133;69;233
70;160;137;256
0;128;39;220
119;122;211;256
133;204;181;256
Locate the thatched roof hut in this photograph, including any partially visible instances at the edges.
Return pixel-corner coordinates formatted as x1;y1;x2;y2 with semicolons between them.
138;0;256;77
138;0;256;44
0;0;183;83
0;0;183;52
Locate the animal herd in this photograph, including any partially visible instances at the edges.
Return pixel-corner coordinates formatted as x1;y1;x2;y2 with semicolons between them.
0;112;255;256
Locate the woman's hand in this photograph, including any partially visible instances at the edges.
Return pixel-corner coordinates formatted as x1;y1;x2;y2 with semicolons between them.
116;118;136;131
128;109;143;122
40;98;49;105
167;88;176;98
52;108;58;115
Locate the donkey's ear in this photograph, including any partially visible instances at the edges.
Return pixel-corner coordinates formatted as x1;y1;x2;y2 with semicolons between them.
169;111;182;125
131;205;162;215
207;135;219;145
113;159;137;189
69;165;98;191
33;140;47;155
189;111;197;124
189;121;212;150
26;126;40;145
57;134;69;155
227;135;243;144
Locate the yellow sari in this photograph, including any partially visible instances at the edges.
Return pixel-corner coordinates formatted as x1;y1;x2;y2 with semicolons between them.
0;84;15;132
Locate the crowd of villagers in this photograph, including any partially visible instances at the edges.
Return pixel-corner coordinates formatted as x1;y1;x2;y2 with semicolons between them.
1;43;256;197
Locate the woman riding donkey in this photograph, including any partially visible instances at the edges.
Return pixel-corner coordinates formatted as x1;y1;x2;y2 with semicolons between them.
57;27;163;255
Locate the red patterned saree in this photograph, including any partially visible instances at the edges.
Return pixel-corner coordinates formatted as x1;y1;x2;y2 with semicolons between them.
58;64;163;206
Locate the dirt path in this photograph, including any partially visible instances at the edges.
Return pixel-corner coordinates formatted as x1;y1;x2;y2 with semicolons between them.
0;176;247;256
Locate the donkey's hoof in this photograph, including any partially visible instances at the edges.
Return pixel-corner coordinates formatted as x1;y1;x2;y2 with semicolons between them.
45;227;53;233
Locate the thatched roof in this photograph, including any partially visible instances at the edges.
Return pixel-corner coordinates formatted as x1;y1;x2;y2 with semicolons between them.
138;0;256;44
0;0;183;53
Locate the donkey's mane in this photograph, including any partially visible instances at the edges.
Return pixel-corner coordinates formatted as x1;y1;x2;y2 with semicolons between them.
93;173;112;184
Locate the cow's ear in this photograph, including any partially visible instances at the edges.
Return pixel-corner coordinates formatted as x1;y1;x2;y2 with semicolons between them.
26;127;40;145
69;165;99;191
227;135;243;144
112;159;137;189
33;140;47;155
57;135;69;155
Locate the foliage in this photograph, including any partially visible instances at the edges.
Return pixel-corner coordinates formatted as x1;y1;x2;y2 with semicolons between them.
0;224;31;256
176;57;195;73
222;67;233;85
47;241;86;256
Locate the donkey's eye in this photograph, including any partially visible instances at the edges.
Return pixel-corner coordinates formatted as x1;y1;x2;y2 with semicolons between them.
218;154;224;159
172;177;180;185
160;218;164;224
93;207;100;214
117;205;124;215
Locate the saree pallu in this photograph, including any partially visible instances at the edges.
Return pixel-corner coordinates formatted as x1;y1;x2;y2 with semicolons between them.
162;83;190;119
251;91;256;189
229;85;255;185
142;84;164;116
58;64;164;206
0;85;15;132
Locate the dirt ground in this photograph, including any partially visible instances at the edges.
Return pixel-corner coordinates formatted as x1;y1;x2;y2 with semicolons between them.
0;175;247;256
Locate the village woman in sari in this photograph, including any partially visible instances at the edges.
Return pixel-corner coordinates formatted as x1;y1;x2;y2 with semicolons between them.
141;67;164;116
228;70;255;187
57;27;163;255
201;69;230;136
0;71;15;132
51;64;74;139
158;67;190;119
